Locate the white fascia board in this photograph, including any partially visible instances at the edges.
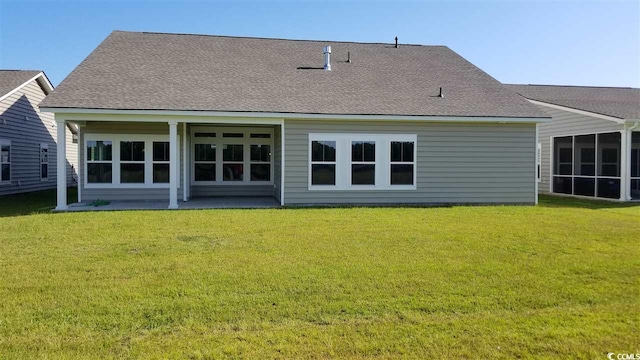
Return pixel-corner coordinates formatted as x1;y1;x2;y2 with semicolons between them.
40;107;551;124
526;99;625;124
0;72;53;103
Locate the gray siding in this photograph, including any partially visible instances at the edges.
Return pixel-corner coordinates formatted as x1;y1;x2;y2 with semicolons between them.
0;79;77;196
283;120;537;205
274;124;282;202
80;122;184;201
537;106;623;194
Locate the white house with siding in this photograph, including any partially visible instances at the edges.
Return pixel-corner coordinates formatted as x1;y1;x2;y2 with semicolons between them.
40;31;551;210
508;84;640;201
0;70;77;196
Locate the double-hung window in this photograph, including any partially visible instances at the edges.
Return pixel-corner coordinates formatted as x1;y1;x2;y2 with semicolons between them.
120;141;145;183
309;134;416;190
153;142;170;183
40;143;49;181
250;144;271;181
0;140;10;183
87;140;113;183
351;141;375;185
194;143;216;182
390;141;415;185
223;144;244;181
311;140;337;185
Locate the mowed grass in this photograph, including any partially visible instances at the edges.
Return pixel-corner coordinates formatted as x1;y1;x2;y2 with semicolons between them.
0;190;639;359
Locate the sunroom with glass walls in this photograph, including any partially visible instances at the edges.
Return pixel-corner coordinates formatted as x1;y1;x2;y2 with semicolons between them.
551;132;622;199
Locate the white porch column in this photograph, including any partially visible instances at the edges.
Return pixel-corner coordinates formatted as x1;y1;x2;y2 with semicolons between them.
169;120;179;209
620;128;628;201
55;118;67;210
182;122;188;202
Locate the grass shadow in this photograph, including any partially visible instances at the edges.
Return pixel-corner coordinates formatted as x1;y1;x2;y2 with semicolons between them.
538;194;639;210
0;187;77;217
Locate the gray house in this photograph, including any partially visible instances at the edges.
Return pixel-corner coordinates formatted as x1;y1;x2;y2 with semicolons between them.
507;85;640;201
0;70;78;196
40;31;549;210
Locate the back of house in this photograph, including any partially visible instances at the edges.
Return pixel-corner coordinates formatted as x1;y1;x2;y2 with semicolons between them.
40;31;550;210
507;84;640;201
0;70;77;196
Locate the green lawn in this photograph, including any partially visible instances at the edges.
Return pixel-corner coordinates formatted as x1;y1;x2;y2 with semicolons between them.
0;190;638;359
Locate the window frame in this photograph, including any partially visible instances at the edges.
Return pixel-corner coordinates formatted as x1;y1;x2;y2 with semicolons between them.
0;139;10;184
152;141;171;184
190;127;274;185
84;134;180;189
308;133;417;191
351;140;376;186
119;140;146;184
40;143;49;181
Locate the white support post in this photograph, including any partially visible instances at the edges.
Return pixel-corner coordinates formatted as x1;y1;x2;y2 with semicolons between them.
169;120;179;209
182;122;188;202
534;124;539;205
55;118;68;210
621;127;629;201
280;120;285;206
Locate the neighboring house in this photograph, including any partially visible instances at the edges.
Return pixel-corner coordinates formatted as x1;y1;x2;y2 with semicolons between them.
507;84;640;201
40;30;549;210
0;70;78;196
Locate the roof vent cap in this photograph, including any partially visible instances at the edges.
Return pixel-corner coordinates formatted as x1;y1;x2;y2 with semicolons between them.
323;46;331;71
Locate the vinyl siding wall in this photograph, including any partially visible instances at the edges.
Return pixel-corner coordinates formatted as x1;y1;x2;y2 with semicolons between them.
79;121;184;201
283;120;536;205
536;106;623;194
274;124;282;202
0;79;77;196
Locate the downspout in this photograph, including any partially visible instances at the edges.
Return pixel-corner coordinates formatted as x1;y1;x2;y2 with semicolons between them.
624;121;640;201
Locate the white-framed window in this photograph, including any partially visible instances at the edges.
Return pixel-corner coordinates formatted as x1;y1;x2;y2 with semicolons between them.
310;140;337;186
351;141;375;185
119;141;145;183
308;133;417;190
40;143;49;181
250;144;271;182
390;141;415;185
190;127;273;185
84;135;179;188
152;142;170;183
0;140;10;184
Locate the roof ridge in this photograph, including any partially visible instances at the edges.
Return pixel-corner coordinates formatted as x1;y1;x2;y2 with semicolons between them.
507;83;638;90
0;69;43;73
113;29;443;48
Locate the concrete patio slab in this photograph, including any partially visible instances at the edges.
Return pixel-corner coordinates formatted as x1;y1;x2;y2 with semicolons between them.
63;197;281;212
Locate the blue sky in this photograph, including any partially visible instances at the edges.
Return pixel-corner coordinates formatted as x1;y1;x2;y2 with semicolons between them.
1;0;638;87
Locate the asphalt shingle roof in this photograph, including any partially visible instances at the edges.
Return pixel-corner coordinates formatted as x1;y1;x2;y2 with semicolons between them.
506;84;640;120
41;31;547;118
0;70;43;99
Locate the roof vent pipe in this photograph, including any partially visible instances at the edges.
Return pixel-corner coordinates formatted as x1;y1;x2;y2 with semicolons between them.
395;36;398;48
439;87;444;98
323;46;331;71
347;51;351;63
